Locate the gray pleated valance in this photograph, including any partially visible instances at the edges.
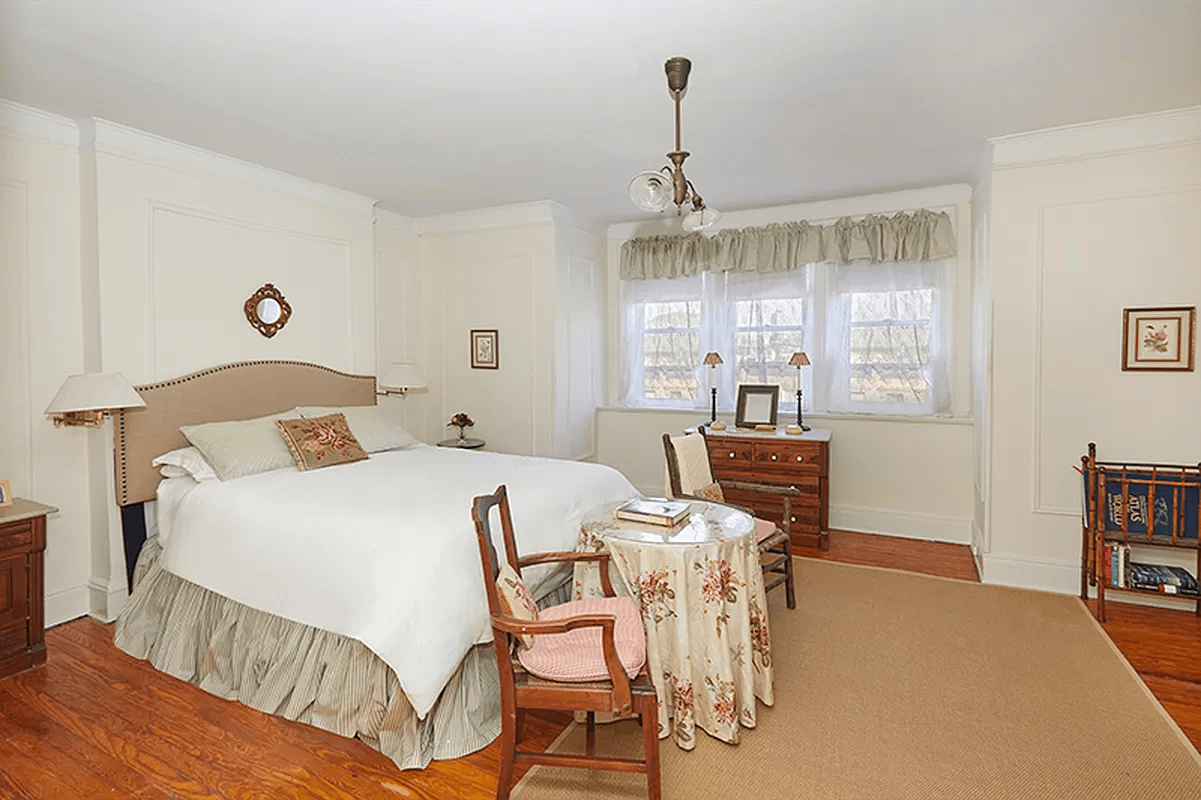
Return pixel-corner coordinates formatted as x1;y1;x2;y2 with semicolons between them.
620;208;956;280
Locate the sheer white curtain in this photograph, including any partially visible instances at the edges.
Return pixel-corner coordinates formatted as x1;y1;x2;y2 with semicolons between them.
821;259;953;416
715;270;812;415
620;274;707;407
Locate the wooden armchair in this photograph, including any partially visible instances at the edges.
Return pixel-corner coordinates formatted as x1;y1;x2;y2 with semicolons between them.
471;485;660;800
663;431;797;609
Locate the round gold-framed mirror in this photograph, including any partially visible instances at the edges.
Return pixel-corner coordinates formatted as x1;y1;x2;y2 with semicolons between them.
244;283;292;338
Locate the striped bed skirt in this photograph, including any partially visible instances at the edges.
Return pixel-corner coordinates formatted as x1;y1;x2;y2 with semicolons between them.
113;536;508;771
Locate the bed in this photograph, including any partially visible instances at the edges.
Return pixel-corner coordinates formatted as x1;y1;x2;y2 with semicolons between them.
111;360;637;770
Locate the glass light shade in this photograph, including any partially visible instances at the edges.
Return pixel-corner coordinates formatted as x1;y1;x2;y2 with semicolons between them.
682;206;721;233
702;351;723;366
44;373;145;415
628;171;673;212
379;362;427;392
789;352;811;367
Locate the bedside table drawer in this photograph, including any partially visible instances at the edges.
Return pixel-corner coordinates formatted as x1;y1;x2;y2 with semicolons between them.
0;520;32;554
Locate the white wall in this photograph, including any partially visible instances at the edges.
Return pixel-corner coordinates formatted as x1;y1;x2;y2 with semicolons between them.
597;185;979;545
2;102;380;625
415;203;603;460
0;103;90;627
983;107;1201;600
373;210;432;440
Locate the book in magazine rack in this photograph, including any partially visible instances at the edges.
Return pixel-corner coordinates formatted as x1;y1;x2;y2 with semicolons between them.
1078;442;1201;621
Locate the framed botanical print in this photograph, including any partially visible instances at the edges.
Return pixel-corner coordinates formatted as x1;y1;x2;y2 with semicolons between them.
1122;306;1196;372
471;329;499;369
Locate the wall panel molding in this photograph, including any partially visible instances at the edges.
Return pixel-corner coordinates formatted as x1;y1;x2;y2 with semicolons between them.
0;179;33;495
1031;183;1201;517
147;201;358;378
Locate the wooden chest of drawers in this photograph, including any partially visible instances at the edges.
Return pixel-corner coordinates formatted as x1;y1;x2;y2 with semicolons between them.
705;428;831;550
0;499;54;679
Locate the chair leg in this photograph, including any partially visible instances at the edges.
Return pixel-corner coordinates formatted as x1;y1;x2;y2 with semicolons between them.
641;698;661;800
783;537;796;610
496;709;517;800
585;711;596;756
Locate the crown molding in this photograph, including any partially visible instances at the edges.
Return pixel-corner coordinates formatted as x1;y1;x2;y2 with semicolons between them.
77;117;377;215
990;105;1201;168
373;206;418;233
606;183;973;240
416;200;570;236
0;98;79;146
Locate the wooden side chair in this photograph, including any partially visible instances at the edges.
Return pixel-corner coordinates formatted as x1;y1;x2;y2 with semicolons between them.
471;485;661;800
663;431;797;609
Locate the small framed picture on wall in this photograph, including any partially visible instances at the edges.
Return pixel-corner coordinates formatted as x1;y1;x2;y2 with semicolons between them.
471;329;499;369
1122;306;1196;372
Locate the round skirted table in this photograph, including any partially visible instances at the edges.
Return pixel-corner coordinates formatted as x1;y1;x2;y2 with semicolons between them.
572;499;774;750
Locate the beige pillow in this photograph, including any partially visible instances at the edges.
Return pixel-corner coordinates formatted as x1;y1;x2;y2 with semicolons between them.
275;413;369;471
294;405;420;453
695;482;725;503
180;411;302;481
496;562;540;648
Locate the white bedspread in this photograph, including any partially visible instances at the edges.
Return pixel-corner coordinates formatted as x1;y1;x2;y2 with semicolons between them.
156;444;636;717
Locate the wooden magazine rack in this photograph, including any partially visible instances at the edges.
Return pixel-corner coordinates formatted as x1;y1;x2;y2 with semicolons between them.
1078;442;1201;621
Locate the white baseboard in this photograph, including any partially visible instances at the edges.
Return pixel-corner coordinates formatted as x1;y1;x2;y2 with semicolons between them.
980;553;1079;594
44;584;90;628
830;505;972;545
87;578;129;623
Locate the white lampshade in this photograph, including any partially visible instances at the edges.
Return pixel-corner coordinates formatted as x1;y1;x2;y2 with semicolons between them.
45;373;145;415
379;362;427;393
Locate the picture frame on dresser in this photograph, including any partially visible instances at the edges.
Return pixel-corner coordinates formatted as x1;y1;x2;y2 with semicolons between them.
735;384;779;428
0;480;10;508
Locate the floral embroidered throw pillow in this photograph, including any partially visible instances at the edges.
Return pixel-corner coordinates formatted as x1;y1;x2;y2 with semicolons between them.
275;413;369;471
695;482;725;503
496;562;540;648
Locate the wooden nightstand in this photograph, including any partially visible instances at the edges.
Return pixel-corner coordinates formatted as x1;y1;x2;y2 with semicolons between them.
0;499;56;679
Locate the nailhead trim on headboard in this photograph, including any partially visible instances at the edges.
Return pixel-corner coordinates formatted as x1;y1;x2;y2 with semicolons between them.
112;360;377;507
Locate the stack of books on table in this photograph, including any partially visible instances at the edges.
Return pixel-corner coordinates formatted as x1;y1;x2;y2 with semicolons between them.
616;498;690;527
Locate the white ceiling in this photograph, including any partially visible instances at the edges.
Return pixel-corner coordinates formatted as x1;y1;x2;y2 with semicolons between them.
2;0;1199;224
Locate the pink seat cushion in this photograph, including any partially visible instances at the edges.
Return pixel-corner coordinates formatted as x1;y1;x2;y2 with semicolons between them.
518;596;646;682
755;516;778;543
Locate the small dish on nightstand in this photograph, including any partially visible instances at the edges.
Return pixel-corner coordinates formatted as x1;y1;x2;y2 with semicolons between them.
436;438;485;450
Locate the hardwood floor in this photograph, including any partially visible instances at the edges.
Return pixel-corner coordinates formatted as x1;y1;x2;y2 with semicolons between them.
1;531;1196;798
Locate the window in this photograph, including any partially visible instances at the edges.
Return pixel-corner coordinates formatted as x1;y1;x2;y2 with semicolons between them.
848;289;933;404
824;261;951;416
620;260;951;417
621;272;809;409
641;299;701;401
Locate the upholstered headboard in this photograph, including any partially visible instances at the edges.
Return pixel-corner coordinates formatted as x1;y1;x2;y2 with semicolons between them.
112;360;376;506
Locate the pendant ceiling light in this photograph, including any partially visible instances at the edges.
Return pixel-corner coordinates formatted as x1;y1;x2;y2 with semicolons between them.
628;57;721;233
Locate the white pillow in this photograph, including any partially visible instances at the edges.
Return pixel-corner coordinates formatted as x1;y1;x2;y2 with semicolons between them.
152;446;218;482
294;405;420;453
180;410;303;481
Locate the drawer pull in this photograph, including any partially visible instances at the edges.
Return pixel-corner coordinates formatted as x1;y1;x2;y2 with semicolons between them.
796;455;803;462
791;516;797;523
770;454;778;461
728;452;735;458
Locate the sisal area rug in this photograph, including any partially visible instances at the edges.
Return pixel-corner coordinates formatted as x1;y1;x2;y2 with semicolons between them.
511;558;1201;800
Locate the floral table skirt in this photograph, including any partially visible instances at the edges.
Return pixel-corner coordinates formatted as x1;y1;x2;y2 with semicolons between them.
573;512;774;749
